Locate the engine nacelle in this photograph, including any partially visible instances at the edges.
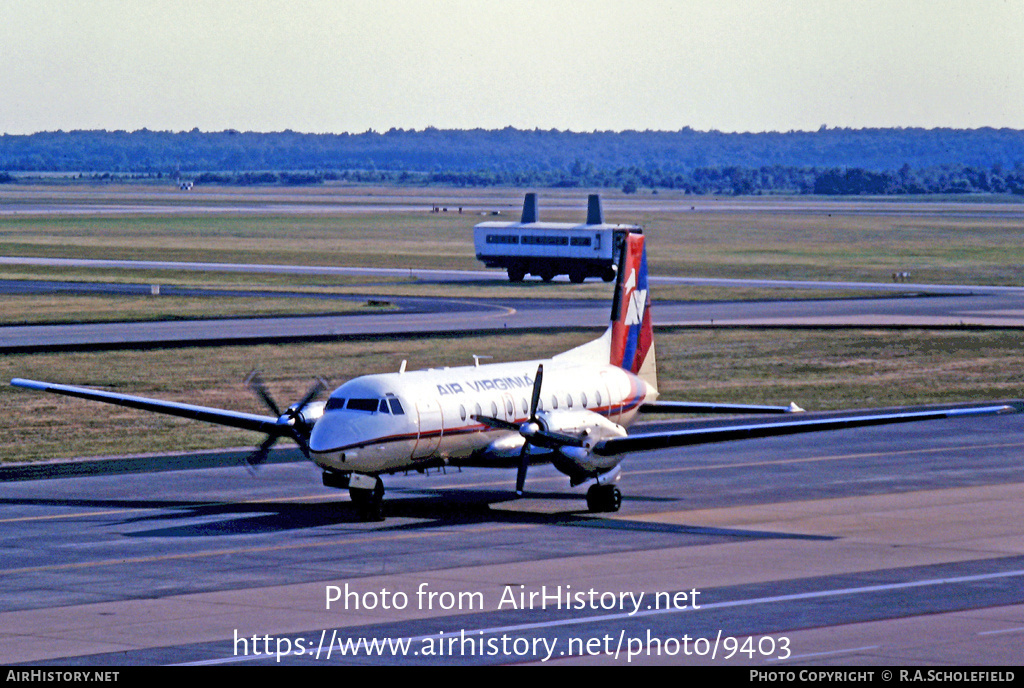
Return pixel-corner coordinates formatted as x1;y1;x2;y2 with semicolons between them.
292;400;326;431
541;409;626;477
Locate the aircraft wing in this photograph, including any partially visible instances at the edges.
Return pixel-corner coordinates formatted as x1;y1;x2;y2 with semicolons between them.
594;403;1018;457
10;378;283;435
640;401;802;414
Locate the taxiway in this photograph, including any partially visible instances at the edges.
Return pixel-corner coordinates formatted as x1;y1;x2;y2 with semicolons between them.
4;279;1024;353
2;413;1023;665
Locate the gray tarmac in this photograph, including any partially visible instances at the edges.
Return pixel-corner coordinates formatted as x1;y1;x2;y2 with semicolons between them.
5;268;1024;354
2;414;1023;665
3;290;1024;354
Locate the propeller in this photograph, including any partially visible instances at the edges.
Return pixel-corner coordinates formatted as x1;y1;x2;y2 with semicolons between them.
473;364;585;495
512;364;545;494
244;372;326;468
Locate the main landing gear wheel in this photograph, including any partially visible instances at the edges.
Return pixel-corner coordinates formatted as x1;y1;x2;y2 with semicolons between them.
350;483;385;522
586;484;622;513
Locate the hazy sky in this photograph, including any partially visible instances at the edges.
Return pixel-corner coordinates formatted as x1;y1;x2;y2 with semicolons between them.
2;0;1023;134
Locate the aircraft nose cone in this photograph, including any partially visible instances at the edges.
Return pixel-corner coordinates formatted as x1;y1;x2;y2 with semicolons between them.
308;416;350;456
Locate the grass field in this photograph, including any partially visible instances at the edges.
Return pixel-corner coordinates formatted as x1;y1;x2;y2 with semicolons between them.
2;185;1023;461
4;186;1024;286
3;328;1022;462
3;185;1024;323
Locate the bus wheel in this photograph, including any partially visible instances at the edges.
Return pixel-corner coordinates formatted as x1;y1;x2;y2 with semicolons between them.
507;266;525;282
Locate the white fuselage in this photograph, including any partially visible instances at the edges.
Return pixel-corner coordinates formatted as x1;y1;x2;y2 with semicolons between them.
307;355;655;476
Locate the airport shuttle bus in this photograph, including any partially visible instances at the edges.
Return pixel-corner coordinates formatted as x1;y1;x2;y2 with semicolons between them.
474;193;642;283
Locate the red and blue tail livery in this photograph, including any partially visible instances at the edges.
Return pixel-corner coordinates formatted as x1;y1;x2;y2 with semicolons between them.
610;232;656;388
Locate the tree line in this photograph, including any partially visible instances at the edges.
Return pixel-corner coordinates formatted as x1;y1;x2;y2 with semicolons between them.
178;164;1022;196
1;127;1023;195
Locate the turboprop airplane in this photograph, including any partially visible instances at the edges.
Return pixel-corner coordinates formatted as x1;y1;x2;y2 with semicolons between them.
10;232;1018;521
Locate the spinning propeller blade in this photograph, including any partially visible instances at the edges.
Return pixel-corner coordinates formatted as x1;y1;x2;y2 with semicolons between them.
469;364;586;495
246;371;282;417
515;364;545;494
244;372;326;467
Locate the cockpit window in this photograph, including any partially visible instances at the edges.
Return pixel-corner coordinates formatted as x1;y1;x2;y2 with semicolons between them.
347;398;379;412
327;394;404;415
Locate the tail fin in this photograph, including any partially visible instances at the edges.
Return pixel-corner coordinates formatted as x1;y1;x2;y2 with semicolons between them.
610;233;657;390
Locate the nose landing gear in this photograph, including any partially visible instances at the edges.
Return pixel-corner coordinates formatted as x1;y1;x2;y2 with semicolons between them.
323;470;386;522
349;482;385;522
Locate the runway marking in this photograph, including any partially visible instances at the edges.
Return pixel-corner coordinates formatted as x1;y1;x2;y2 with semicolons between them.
187;567;1024;665
0;508;153;524
768;645;879;662
0;523;531;575
0;493;347;524
978;626;1024;636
